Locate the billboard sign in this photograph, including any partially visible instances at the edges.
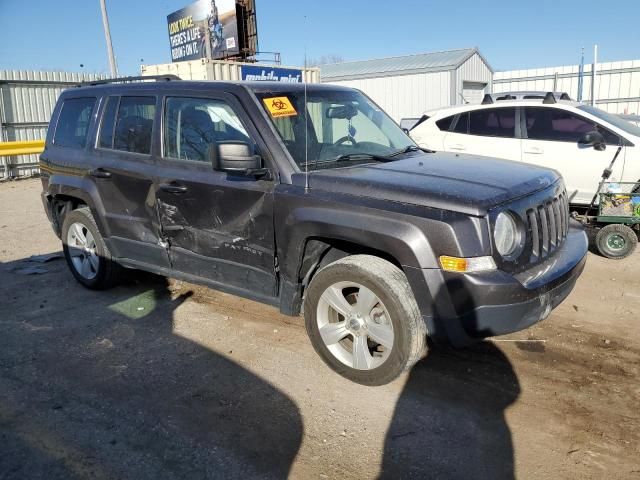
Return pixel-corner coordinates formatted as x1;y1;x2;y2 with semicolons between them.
241;65;303;83
167;0;240;62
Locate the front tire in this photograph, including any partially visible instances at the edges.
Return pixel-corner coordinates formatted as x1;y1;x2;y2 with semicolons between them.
61;207;121;289
595;223;638;259
304;255;428;386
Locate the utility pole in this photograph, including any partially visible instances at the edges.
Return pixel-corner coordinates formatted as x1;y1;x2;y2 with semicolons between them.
591;44;598;107
99;0;118;77
577;47;584;102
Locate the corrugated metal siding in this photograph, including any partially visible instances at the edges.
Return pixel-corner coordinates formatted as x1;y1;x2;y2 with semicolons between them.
320;48;477;81
455;53;493;104
141;58;320;83
0;70;106;177
326;71;451;122
493;59;640;114
324;52;492;121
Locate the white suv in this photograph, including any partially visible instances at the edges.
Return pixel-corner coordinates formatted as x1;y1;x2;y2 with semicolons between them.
410;97;640;205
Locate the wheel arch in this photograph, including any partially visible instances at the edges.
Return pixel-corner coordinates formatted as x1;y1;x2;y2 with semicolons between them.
45;176;111;238
277;207;440;316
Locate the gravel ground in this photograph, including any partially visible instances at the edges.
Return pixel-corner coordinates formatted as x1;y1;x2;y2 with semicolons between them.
0;178;639;479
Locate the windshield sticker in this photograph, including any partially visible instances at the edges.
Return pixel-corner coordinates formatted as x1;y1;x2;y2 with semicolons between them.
263;97;297;118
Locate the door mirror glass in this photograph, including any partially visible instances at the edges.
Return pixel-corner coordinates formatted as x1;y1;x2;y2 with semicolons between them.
210;141;263;174
579;131;606;151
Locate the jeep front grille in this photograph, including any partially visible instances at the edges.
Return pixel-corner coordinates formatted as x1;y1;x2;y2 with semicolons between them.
526;190;569;262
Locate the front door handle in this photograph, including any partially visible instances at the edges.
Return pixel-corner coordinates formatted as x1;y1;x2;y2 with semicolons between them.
89;168;112;179
449;143;467;151
159;182;188;194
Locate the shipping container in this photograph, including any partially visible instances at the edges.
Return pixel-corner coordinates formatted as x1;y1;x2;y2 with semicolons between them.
141;58;320;83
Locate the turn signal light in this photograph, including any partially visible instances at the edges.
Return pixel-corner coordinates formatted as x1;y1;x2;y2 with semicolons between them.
439;255;496;273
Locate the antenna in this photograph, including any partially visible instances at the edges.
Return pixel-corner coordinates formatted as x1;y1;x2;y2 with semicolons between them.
304;15;309;192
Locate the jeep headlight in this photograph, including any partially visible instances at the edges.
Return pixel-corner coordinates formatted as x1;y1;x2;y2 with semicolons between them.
494;212;520;258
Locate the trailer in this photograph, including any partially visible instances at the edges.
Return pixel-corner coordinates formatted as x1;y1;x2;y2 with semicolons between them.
141;58;320;83
576;183;640;259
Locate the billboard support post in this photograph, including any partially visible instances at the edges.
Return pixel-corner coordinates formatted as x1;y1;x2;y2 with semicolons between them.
99;0;118;77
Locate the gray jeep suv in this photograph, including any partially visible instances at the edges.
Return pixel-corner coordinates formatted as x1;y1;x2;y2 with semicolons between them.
40;77;588;385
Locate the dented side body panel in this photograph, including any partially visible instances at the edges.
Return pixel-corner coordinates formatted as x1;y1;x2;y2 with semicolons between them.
155;162;277;299
40;80;589;346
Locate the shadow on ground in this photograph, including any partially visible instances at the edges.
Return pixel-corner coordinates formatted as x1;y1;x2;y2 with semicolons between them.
381;280;520;479
381;343;518;479
0;254;303;479
2;252;520;480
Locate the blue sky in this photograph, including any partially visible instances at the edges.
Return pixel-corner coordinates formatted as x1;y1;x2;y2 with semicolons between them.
1;0;639;75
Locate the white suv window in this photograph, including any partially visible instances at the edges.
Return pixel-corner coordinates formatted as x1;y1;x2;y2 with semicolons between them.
452;108;516;138
524;107;620;145
468;108;516;138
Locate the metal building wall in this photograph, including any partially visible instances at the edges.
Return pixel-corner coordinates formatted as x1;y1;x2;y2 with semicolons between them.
0;70;105;178
493;59;640;114
326;71;452;122
454;52;494;104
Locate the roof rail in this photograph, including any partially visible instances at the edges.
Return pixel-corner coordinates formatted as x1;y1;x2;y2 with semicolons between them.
481;93;494;105
76;75;181;87
542;92;557;104
559;92;571;101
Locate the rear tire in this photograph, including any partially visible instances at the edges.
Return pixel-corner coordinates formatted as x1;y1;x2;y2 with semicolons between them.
61;207;121;289
304;255;428;386
595;224;638;259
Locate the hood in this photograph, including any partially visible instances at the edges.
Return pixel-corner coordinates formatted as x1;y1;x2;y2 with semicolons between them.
294;152;561;216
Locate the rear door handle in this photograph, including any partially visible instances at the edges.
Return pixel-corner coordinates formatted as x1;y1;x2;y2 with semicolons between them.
449;144;467;151
159;182;188;194
524;147;544;154
89;168;112;179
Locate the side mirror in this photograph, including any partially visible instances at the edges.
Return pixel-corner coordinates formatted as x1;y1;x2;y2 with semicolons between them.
210;141;268;177
579;131;606;151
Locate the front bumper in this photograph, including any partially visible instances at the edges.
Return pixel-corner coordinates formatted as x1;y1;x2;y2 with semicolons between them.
405;221;588;347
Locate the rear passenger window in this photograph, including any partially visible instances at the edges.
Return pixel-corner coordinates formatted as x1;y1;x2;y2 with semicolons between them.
112;96;156;154
436;115;455;131
54;97;96;148
469;108;516;138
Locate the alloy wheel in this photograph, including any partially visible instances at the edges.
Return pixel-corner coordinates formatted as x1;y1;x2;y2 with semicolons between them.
66;222;99;280
316;281;394;370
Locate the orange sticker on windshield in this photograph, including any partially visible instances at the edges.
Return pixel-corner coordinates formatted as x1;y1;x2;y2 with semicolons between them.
263;97;297;118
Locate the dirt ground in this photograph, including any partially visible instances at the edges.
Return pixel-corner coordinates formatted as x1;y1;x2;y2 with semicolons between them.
0;178;638;480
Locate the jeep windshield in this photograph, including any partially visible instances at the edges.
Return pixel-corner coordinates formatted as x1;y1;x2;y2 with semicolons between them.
255;88;416;171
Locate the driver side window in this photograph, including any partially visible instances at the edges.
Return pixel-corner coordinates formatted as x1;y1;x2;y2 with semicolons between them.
524;107;620;145
163;97;254;162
